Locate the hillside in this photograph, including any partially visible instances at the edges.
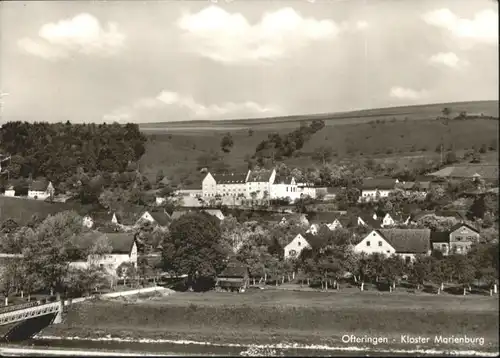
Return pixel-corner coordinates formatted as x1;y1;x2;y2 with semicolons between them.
0;196;85;226
138;101;499;184
139;100;499;132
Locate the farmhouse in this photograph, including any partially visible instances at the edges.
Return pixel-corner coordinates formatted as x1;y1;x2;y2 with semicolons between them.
136;210;171;227
216;263;249;292
247;168;276;200
69;232;138;276
4;186;15;197
360;178;398;201
429;164;498;182
448;222;480;254
357;212;382;228
354;229;431;262
284;233;323;260
308;212;345;231
284;233;310;260
28;180;55;200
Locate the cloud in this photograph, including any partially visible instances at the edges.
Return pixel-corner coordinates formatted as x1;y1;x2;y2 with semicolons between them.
355;21;369;30
18;13;125;60
177;6;350;63
103;90;280;122
422;8;498;45
389;86;428;100
428;52;467;68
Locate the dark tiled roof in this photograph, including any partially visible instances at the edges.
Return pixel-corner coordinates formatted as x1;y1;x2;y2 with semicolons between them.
410;210;435;221
30;180;49;191
308;212;341;224
361;178;397;190
396;182;415;190
179;183;202;190
302;233;326;250
435;210;467;221
326;187;342;194
247;169;274;183
212;172;248;184
219;264;248;278
149;211;171;226
358;213;381;228
430;231;450;243
106;233;135;254
429;165;499;180
377;229;431;254
449;222;479;234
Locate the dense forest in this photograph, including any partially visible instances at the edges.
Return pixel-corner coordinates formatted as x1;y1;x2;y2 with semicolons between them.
0;121;147;183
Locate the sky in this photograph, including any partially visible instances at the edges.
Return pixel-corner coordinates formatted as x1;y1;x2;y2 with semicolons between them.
0;0;498;123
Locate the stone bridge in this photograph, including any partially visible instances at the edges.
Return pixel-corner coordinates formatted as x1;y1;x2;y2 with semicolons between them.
0;300;65;342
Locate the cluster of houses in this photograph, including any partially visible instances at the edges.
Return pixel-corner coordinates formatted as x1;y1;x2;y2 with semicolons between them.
283;211;481;262
2;179;57;201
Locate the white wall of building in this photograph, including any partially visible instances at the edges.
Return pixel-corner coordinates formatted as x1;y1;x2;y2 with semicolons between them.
354;230;396;256
202;173;217;197
284;234;311;260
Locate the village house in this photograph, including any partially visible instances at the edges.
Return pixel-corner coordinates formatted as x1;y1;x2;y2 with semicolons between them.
307;212;345;232
357;212;382;228
449;222;480;254
28;180;55;200
4;186;15;197
284;233;324;260
354;229;431;262
136;210;171;227
360;178;399;201
69;232;138;277
216;263;250;292
284;233;310;260
246;168;276;200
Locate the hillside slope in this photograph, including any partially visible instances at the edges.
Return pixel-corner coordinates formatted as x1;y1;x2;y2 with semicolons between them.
138;101;499;183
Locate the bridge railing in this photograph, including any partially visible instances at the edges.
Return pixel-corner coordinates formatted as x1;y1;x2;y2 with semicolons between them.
0;302;60;326
0;301;40;315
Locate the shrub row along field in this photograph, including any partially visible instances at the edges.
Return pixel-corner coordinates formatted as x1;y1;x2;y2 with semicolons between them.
138;101;499;183
44;290;499;349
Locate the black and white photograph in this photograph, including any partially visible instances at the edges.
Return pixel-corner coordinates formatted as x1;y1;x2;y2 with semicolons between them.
0;0;498;356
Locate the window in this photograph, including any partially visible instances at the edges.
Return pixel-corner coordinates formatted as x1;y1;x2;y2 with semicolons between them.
372;233;376;236
456;237;462;241
366;241;371;246
386;251;390;254
378;241;382;247
405;257;411;264
441;244;447;249
298;241;301;246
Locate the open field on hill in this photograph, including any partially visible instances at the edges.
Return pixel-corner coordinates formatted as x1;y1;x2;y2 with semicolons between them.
138;101;499;183
0;196;85;226
43;289;499;350
139;100;499;130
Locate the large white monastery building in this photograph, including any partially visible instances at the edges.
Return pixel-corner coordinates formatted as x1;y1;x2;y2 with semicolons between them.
201;168;316;202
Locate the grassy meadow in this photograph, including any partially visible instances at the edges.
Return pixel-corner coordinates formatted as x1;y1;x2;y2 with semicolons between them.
137;101;499;183
43;289;499;350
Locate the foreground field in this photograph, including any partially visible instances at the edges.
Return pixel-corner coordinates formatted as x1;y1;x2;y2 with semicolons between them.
42;290;499;351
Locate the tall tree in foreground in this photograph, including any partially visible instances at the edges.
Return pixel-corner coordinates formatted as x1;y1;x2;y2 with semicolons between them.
162;212;226;290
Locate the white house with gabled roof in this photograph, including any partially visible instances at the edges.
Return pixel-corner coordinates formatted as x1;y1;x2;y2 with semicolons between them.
284;233;311;260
